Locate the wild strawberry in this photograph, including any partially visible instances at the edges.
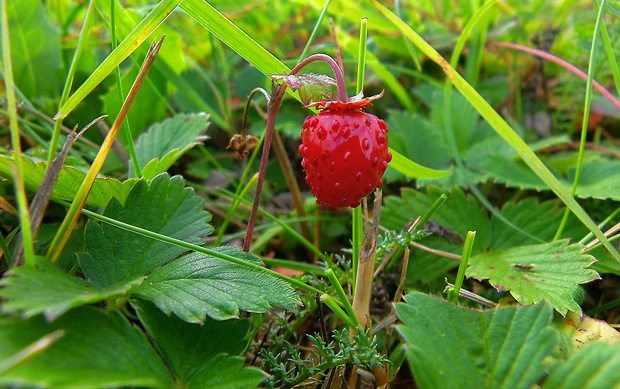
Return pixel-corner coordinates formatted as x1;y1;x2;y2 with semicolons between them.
298;94;392;210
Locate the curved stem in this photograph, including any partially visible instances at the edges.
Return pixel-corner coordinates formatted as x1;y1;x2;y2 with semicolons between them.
241;87;271;136
216;89;270;247
243;84;286;251
243;54;347;251
291;53;348;101
492;41;620;113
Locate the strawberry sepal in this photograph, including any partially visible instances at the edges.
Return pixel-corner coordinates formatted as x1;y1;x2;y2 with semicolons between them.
306;91;384;111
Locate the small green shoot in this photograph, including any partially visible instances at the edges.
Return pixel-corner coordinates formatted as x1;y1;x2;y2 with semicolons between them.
448;231;476;304
324;268;360;328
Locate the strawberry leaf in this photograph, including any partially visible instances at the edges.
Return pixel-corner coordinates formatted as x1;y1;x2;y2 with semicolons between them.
467;241;599;315
396;292;557;388
186;354;267;389
78;174;212;288
129;113;209;179
544;342;620;388
132;300;260;386
568;161;620;201
474;154;548;190
490;198;588;250
0;307;172;388
77;174;298;322
2;174;298;323
133;301;266;387
555;312;620;359
0;258;141;321
0;154;138;208
134;248;300;322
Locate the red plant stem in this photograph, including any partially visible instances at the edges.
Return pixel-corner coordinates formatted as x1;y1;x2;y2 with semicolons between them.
329;17;346;79
243;88;285;251
492;41;620;113
541;141;620;159
293;53;348;101
243;54;347;251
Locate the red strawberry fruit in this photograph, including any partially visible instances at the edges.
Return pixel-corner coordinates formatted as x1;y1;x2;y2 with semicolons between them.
299;94;392;210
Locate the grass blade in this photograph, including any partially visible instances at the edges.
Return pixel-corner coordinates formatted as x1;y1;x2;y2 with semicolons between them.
47;0;97;167
56;0;181;119
46;39;164;262
371;0;620;265
555;0;608;239
181;0;289;76
1;0;35;266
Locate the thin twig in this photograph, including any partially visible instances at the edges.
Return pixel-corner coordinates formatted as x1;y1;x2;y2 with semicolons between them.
492;41;620;114
444;281;497;308
46;37;165;263
584;222;620;250
0;101;100;149
12;116;106;266
96;120;129;162
410;241;462;260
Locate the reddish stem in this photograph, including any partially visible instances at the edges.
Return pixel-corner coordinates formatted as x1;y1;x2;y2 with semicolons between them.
291;53;348;102
243;54;347;251
243;87;285;251
492;41;620;114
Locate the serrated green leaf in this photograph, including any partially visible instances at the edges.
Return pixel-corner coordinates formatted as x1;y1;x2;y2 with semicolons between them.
477;156;620;202
0;258;141;321
476;154;548;190
490;199;589;250
133;300;251;384
187;354;266;389
468;241;599;314
78;174;213;287
543;342;620;388
0;155;138;208
386;110;451;175
490;199;560;249
568;161;620;201
0;307;172;388
130;113;209;179
396;292;557;389
134;248;299;323
35;222;86;272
